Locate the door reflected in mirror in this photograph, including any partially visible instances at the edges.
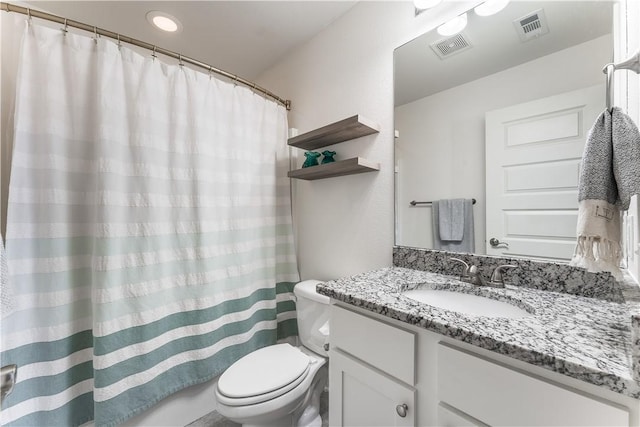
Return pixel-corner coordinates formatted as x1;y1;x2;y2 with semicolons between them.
394;1;612;261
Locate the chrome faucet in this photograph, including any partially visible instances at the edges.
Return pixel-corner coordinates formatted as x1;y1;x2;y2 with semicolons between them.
449;258;517;288
449;257;486;286
489;265;517;288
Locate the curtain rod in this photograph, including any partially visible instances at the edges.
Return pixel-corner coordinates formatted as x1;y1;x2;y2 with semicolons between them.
0;1;292;111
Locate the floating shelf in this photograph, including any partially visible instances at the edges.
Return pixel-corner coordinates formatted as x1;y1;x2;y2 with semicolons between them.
288;115;380;150
288;157;380;181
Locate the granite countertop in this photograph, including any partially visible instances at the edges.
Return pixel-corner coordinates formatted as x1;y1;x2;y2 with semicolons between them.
317;266;640;399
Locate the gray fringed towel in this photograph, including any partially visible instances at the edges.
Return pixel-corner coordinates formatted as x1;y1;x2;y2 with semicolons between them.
570;107;640;279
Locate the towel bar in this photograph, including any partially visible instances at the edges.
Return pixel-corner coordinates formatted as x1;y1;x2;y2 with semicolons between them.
410;198;476;206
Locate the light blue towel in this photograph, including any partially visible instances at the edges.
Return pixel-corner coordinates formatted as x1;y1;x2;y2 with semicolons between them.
438;199;465;241
432;199;475;253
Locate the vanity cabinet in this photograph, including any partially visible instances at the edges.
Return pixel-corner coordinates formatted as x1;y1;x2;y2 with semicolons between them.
329;305;417;426
328;303;638;427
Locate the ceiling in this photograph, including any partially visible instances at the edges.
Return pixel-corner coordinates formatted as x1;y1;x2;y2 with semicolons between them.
24;1;357;81
395;1;613;106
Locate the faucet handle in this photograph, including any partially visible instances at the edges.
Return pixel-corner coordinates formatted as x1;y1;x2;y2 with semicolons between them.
449;257;470;278
490;265;517;287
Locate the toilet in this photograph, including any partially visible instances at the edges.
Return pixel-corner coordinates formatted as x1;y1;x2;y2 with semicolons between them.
215;280;330;427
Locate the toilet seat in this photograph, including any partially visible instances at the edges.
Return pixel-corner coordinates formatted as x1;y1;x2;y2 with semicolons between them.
216;343;311;406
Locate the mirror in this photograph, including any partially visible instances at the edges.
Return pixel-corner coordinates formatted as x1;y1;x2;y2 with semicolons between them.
394;1;613;260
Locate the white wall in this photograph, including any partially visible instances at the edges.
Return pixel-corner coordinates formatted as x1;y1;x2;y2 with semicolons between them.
0;12;22;239
395;35;611;252
257;1;474;281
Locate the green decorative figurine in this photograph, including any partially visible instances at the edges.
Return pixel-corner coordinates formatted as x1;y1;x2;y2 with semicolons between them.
321;150;337;164
302;151;321;168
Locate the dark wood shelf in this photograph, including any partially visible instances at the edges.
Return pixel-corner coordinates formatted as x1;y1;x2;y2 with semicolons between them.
287;157;380;181
288;115;380;150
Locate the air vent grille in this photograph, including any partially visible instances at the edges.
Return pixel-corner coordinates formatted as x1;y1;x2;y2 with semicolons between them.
521;15;542;34
430;33;472;59
513;8;549;42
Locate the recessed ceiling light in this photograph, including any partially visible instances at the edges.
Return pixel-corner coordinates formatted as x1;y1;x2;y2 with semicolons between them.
146;11;182;33
474;0;510;17
414;0;443;11
437;13;468;36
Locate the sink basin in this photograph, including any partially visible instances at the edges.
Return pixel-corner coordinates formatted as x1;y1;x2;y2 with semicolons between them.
403;289;532;318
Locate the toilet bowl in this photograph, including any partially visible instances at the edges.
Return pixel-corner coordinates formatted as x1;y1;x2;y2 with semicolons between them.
215;280;330;427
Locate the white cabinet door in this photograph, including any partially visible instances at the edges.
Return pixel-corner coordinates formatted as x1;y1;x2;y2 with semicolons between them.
329;349;416;427
438;343;630;426
485;84;603;261
437;403;488;427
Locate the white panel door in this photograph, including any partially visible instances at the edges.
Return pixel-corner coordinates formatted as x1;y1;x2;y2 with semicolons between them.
485;84;604;260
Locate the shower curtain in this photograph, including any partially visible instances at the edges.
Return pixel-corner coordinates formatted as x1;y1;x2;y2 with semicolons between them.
1;20;299;427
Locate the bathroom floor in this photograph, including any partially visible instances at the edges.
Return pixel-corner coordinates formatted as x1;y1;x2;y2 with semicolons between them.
185;391;328;427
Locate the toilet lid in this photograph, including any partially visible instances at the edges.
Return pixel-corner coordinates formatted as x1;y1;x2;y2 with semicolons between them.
217;344;310;399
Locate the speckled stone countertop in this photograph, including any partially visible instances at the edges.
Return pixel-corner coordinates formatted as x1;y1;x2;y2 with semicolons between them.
317;267;640;398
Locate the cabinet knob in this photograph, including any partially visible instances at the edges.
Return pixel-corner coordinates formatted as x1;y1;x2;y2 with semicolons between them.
396;403;408;418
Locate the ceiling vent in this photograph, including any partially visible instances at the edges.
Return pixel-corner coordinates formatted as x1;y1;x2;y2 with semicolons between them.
513;8;549;42
430;33;472;59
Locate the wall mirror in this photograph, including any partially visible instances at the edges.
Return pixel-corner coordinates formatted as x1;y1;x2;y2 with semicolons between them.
394;0;613;261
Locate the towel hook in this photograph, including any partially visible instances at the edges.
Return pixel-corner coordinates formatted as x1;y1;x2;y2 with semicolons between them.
602;50;640;113
602;63;615;112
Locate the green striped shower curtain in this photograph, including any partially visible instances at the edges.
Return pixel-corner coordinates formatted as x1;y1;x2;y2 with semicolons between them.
0;20;299;426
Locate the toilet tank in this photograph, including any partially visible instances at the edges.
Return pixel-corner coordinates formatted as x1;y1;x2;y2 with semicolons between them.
293;280;330;357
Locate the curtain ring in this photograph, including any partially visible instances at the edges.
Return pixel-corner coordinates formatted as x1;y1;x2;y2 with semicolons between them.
208;66;213;79
93;26;98;43
152;45;157;60
26;7;32;21
233;76;238;86
62;18;68;34
117;33;122;49
178;54;184;67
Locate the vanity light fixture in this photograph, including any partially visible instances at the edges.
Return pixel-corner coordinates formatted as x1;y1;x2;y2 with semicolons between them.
437;13;468;36
414;0;443;13
146;11;182;33
474;0;511;17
